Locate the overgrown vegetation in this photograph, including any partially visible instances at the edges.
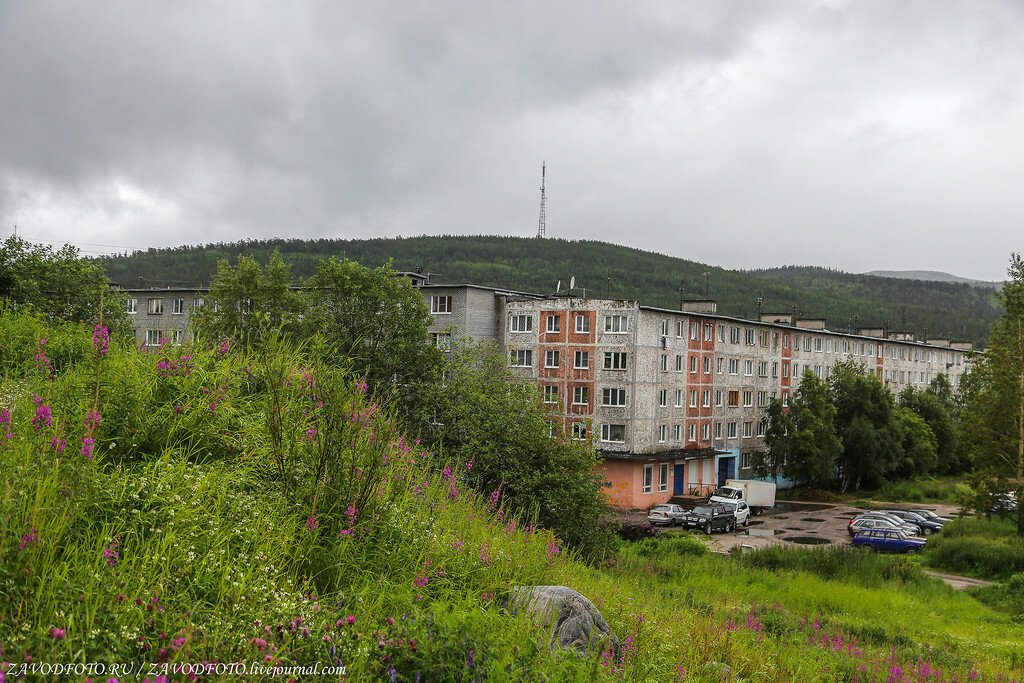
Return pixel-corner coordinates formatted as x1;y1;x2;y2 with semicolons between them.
925;517;1024;581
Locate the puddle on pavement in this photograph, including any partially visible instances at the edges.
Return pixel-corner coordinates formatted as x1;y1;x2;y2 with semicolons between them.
801;518;826;523
785;536;831;545
785;527;804;531
773;501;835;513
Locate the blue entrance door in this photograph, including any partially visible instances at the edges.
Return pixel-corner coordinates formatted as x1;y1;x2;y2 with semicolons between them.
717;457;735;486
674;464;686;495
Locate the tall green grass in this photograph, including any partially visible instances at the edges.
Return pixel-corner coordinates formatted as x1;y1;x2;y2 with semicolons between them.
925;517;1024;581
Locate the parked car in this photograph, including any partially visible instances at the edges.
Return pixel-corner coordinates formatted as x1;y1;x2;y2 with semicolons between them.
709;479;777;515
847;517;902;537
851;528;927;553
882;509;942;535
909;509;950;524
851;511;920;535
986;493;1018;516
682;505;737;534
647;504;688;527
721;500;751;527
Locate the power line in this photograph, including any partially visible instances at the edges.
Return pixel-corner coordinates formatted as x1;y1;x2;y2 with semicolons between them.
5;233;142;251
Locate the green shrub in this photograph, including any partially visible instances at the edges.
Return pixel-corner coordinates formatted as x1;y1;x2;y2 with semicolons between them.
735;544;927;588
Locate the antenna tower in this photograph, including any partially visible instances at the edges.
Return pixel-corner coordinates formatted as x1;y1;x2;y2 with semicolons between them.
537;162;546;238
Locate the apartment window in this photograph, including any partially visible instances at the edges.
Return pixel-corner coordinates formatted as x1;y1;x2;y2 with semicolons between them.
145;329;161;346
510;315;532;332
803;337;811;351
743;422;752;438
715;390;723;407
126;298;137;314
676;320;686;337
771;362;779;378
757;361;768;377
430;296;453;314
431;332;452;351
741;452;751;469
704;356;712;374
792;363;800;378
602;388;627;406
690;322;699;340
675;389;684;408
757;390;768;407
658;425;667;443
757;421;766;438
716;357;725;374
702;390;711;408
814;364;822;378
714;422;722;439
718;326;726;342
661;319;670;336
572;386;589;405
604;352;627;370
687;423;696;442
728;390;740;407
545;350;560;368
759;331;769;346
642;464;653;493
604;315;628;333
783;333;790;349
900;370;906;383
743;360;753;376
571;422;587;440
814;337;822;352
546;315;561;333
675;354;684;372
729;359;739;375
782;391;790;407
192;297;204;310
510;349;533;367
659;463;669;492
660;354;668;372
690;355;699;373
171;298;184;315
782;362;790;379
730;327;741;344
659;390;668;408
743;390;753;407
701;422;710;441
543;385;558;404
745;329;756;345
689;390;698;408
547;422;557;438
574;351;589;369
603;424;627;443
674;424;683;441
171;330;182;346
148;298;163;315
704;324;714;341
575;315;590;333
727;422;738;438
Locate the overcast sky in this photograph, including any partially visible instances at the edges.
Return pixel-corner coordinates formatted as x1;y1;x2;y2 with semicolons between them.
2;1;1022;280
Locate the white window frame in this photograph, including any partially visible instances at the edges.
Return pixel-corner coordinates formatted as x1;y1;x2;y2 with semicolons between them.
546;315;561;333
172;298;184;315
571;422;587;440
603;352;627;370
543;385;558;404
126;298;137;314
430;296;453;314
602;424;627;443
575;315;590;333
510;314;532;332
658;463;669;492
574;350;589;369
604;315;628;334
658;424;667;443
573;386;589;405
510;349;532;367
602;388;627;407
148;298;163;315
145;329;161;346
642;464;654;494
545;350;560;368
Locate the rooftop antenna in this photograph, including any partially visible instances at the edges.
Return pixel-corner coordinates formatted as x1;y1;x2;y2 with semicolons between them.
536;162;546;239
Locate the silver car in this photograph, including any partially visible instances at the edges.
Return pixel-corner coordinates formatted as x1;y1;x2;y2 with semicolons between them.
722;500;751;527
647;504;688;526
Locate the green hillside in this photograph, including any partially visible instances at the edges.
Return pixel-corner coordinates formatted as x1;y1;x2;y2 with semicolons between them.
96;235;1000;346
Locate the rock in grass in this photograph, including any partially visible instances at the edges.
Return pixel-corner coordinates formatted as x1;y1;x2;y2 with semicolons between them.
508;585;620;656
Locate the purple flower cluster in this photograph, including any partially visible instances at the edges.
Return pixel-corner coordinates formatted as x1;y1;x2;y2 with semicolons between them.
93;324;109;356
19;528;38;551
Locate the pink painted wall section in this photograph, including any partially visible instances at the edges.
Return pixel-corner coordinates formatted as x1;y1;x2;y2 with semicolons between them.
601;459;674;509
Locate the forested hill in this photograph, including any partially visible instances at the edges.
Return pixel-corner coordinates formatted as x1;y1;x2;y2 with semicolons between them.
96;235;1000;346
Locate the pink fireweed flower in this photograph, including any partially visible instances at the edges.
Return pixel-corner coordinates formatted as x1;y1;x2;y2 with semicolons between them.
306;516;318;531
103;540;120;567
486;489;500;512
82;438;97;460
93;324;109;356
1;408;12;440
414;576;429;588
19;529;38;551
216;339;232;355
546;542;561;559
50;437;66;453
32;405;53;431
356;379;367;394
83;410;102;431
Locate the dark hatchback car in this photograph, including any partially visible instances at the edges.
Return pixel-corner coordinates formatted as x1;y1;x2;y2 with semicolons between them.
852;528;926;553
882;509;943;535
681;505;736;534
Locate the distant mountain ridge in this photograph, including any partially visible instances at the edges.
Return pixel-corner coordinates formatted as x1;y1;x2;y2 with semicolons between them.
94;235;1000;346
863;270;1001;288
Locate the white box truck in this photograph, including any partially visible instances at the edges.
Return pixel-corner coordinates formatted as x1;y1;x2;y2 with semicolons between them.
710;480;777;515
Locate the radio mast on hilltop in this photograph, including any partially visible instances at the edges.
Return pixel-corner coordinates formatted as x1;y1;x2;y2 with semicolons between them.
537;162;546;238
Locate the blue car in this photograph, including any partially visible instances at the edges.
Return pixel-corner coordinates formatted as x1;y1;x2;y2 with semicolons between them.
851;528;926;553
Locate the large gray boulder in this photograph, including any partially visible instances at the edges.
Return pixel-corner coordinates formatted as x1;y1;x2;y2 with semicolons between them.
508;585;620;656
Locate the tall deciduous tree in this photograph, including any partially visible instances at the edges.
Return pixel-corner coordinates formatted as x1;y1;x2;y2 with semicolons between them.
197;250;306;344
962;253;1024;534
0;236;130;336
414;340;615;557
899;383;957;474
761;370;840;487
829;360;903;492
